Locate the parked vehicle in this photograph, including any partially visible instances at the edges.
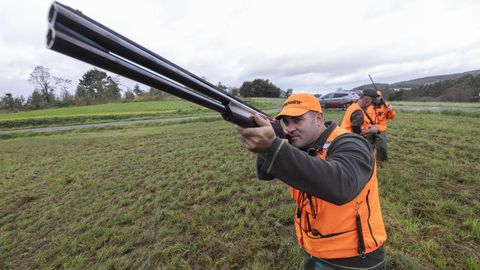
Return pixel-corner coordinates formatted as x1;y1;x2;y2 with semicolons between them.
319;92;359;109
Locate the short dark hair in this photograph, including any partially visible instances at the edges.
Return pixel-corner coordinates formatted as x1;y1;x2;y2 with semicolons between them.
361;89;377;98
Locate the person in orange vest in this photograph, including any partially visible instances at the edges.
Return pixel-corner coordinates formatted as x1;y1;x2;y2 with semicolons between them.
367;90;396;162
340;89;379;140
236;93;387;269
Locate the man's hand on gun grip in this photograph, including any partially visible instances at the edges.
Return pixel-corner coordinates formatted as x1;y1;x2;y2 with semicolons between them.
369;125;379;134
363;125;379;136
236;114;276;153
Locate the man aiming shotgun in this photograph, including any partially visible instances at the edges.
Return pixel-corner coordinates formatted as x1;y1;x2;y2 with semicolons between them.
237;94;387;269
47;2;387;268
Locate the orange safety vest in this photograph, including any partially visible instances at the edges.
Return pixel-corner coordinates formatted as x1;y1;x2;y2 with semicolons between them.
290;127;387;259
367;103;396;132
340;102;371;133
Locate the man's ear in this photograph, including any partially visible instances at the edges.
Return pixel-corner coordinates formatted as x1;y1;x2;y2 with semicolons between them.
316;112;324;127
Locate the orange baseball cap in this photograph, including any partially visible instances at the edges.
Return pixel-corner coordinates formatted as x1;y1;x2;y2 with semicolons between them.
276;93;322;119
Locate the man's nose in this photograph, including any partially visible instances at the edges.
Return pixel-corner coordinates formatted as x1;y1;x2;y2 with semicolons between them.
285;124;296;134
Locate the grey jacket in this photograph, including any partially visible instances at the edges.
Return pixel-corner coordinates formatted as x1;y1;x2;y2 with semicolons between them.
256;122;374;205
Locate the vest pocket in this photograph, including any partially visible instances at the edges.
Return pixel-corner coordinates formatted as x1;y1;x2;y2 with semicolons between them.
301;229;360;258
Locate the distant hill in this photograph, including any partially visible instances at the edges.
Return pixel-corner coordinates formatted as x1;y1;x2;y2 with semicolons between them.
353;70;480;102
354;69;480;90
390;69;480;88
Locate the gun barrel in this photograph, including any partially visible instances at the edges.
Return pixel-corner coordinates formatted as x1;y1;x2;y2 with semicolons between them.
47;24;226;114
368;74;378;90
48;1;265;122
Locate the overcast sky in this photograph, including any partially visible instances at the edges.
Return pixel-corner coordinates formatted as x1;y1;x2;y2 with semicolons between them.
1;0;480;97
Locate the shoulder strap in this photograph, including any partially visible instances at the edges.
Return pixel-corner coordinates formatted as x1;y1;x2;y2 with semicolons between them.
362;108;375;125
306;122;337;156
325;132;370;157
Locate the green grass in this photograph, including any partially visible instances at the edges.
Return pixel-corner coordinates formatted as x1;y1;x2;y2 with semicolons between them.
0;100;207;120
244;97;285;110
0;100;211;130
392;101;480;108
1;110;479;269
0;98;284;130
380;112;480;269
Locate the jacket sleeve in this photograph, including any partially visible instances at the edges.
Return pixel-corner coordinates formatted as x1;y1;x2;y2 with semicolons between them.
256;135;374;205
350;110;364;134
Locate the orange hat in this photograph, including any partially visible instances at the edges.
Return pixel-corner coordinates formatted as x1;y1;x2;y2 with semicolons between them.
276;93;322;119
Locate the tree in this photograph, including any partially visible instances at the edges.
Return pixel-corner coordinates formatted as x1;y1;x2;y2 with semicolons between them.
54;76;73;106
27;90;47;109
28;65;72;108
28;65;57;104
216;82;228;93
75;69;121;102
55;77;72;94
148;87;161;96
230;87;239;97
1;93;25;111
389;74;480;102
57;90;75;106
239;78;282;97
147;87;174;100
103;76;121;100
283;88;293;98
124;90;135;101
133;84;144;96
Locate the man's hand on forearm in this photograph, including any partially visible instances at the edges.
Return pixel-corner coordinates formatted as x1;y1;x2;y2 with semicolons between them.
236;114;276;153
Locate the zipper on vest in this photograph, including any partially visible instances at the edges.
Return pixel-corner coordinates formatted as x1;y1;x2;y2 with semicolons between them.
306;195;316;218
305;212;312;232
296;192;305;246
366;190;378;247
296;192;304;219
356;201;366;258
308;228;356;239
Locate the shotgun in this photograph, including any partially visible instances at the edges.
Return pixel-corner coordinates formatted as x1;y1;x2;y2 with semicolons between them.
46;1;284;137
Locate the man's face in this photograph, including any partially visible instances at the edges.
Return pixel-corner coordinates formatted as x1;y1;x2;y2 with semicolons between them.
281;111;323;148
360;96;373;109
373;96;383;106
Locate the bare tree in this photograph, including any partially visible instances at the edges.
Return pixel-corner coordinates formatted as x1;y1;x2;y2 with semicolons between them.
28;65;72;105
28;65;55;103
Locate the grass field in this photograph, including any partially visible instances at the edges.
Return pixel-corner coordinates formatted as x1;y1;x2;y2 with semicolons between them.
1;107;479;269
392;101;480;108
0;98;282;130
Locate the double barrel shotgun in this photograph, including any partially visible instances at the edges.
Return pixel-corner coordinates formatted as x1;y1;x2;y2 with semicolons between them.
46;1;284;136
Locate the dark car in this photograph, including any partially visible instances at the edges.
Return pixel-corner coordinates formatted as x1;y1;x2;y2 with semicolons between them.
319;92;359;110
